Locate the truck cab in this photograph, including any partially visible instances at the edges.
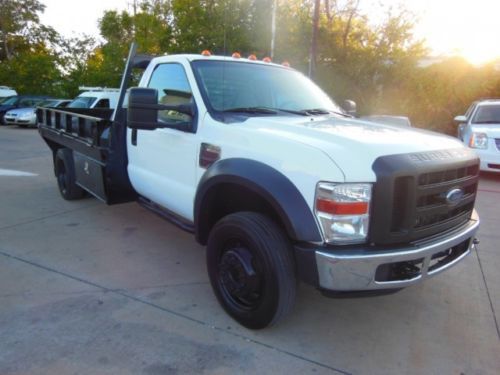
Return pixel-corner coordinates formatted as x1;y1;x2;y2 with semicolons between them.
38;47;480;329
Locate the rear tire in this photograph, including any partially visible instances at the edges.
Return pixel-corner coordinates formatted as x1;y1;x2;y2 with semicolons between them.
207;212;296;329
55;148;85;200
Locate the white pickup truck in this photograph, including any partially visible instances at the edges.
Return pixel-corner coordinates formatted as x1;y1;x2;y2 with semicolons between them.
38;45;480;329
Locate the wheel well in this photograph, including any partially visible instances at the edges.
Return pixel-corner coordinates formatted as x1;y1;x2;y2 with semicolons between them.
196;183;288;245
43;138;63;176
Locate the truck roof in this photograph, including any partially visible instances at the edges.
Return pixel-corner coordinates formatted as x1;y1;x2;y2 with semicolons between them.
77;90;120;98
78;86;120;93
151;54;290;69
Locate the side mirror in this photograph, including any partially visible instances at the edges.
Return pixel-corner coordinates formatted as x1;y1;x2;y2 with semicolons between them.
343;99;357;117
127;87;194;130
128;87;161;130
454;115;467;123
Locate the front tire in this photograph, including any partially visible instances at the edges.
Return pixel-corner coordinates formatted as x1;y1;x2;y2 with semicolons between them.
207;212;296;329
55;148;85;200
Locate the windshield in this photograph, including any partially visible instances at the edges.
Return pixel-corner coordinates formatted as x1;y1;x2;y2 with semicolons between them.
67;96;97;108
472;105;500;124
1;96;19;105
191;60;343;115
38;99;59;107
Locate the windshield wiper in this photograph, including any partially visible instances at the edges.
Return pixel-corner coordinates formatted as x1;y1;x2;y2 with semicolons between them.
472;121;500;124
299;108;350;117
221;106;344;117
223;106;313;116
223;107;278;114
270;108;309;116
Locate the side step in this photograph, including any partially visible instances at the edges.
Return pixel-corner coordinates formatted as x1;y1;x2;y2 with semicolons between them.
137;197;195;234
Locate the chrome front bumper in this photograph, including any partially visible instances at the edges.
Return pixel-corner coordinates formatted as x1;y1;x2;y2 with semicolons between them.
314;210;479;291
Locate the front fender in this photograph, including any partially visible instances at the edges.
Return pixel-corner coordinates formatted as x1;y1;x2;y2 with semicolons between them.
194;158;322;244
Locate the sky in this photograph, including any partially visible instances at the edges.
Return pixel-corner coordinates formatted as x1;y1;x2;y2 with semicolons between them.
40;0;500;65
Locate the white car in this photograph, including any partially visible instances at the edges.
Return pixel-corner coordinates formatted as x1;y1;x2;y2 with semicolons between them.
67;87;120;109
455;99;500;173
0;86;17;101
4;99;70;127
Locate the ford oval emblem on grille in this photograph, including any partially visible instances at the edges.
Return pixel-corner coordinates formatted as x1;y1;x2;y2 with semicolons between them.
445;188;464;206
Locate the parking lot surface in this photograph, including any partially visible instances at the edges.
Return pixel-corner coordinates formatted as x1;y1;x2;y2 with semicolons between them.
0;126;499;374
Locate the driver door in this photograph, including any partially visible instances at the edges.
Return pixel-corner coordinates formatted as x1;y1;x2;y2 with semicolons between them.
127;63;199;221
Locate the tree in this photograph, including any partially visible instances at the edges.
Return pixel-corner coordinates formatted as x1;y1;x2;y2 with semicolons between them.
0;0;58;60
0;0;64;95
1;0;498;135
0;48;62;95
170;0;260;55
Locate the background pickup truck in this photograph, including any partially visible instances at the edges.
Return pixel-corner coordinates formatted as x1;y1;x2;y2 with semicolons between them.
38;44;480;329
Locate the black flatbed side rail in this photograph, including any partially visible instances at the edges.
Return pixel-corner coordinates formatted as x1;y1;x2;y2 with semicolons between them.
37;107;113;163
38;107;112;145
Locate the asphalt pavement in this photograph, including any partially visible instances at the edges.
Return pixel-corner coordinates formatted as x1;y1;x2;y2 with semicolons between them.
0;126;499;374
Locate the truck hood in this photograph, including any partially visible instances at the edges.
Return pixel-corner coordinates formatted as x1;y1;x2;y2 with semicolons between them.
243;115;465;181
470;123;500;138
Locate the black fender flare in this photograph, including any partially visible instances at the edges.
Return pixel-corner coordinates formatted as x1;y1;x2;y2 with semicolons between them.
194;158;322;244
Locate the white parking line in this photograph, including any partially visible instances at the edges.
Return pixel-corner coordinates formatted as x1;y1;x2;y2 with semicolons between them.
0;169;38;177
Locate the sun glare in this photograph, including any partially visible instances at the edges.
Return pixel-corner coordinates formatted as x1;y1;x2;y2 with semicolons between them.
402;0;500;65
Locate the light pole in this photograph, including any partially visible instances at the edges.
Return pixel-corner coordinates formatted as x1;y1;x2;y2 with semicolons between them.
270;0;277;59
309;0;320;78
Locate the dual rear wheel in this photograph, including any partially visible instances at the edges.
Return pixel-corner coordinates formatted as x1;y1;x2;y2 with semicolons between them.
55;148;86;200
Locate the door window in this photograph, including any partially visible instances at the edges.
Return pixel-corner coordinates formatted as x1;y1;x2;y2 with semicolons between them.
94;98;110;108
148;63;193;126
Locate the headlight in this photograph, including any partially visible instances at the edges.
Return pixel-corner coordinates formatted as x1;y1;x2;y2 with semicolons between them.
315;183;372;245
469;132;488;149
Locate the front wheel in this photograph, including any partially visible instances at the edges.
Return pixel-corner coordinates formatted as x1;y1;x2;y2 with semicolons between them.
207;212;296;329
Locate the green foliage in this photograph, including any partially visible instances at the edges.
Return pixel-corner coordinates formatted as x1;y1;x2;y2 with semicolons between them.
383;57;500;133
0;0;64;95
1;0;499;134
170;0;272;55
0;49;62;95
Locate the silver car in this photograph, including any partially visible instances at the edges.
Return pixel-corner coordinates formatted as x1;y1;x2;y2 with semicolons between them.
4;99;70;127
